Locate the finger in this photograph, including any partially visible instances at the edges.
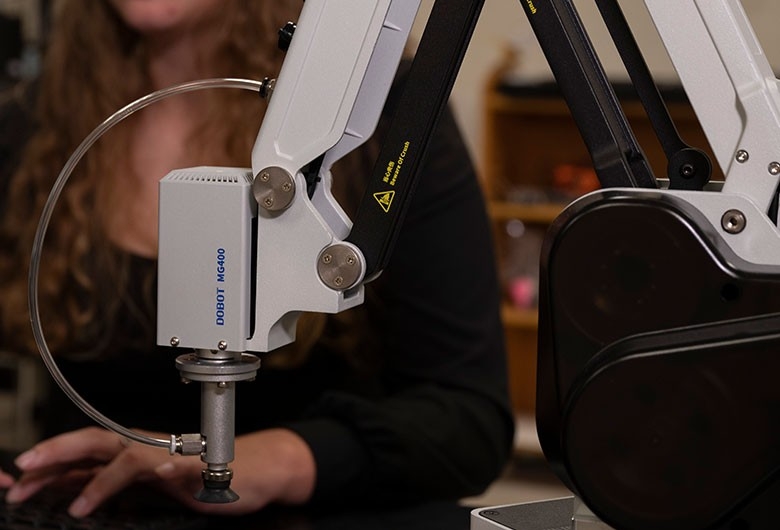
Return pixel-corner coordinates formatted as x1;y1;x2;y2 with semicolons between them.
66;447;158;518
15;427;126;471
17;460;103;484
0;468;15;488
6;463;101;504
13;456;101;492
4;472;59;503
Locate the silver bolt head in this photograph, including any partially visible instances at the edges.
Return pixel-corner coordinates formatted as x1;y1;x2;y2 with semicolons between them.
170;337;180;347
218;340;228;351
721;209;747;234
253;166;295;212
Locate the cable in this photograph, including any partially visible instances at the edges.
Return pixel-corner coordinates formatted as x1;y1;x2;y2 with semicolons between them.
28;78;266;451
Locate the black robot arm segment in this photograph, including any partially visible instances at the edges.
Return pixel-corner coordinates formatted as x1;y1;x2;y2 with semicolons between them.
346;0;484;279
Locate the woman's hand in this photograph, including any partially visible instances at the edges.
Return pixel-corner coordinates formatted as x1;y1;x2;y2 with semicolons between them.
0;467;14;489
3;426;316;518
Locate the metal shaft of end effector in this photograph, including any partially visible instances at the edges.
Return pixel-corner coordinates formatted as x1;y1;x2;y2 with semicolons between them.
175;348;261;503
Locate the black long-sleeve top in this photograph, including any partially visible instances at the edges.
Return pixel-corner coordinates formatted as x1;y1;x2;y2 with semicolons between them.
0;76;514;509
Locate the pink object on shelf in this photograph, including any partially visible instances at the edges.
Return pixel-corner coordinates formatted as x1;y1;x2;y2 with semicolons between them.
508;276;536;308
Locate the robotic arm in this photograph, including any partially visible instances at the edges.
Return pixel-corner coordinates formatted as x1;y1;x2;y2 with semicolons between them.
155;0;484;503
155;0;420;502
33;0;780;525
648;0;780;211
158;0;410;359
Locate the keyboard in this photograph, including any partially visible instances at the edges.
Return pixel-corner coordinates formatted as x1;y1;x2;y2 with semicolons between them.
0;487;208;530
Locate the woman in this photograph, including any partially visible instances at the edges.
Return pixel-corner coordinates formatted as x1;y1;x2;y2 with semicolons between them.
0;0;514;519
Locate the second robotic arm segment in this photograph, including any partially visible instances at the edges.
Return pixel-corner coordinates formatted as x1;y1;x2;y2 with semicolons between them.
644;0;780;213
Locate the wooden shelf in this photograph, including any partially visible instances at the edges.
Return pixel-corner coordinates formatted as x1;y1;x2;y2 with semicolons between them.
501;305;538;329
487;200;566;224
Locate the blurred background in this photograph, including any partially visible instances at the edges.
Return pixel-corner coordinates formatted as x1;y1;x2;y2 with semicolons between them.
0;0;49;91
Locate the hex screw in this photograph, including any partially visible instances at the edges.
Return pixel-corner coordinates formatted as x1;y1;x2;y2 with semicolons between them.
170;337;180;347
218;340;228;351
736;150;750;163
769;162;780;175
722;209;747;234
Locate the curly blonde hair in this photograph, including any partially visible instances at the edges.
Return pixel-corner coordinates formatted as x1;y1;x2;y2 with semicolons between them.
0;0;379;365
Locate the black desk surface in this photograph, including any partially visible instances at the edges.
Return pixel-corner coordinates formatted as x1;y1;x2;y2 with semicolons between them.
1;449;471;530
225;502;471;530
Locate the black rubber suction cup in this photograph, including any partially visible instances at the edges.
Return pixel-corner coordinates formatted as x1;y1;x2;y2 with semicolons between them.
194;482;240;504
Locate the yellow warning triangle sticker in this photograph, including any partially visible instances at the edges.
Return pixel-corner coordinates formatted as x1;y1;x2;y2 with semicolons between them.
373;190;395;213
